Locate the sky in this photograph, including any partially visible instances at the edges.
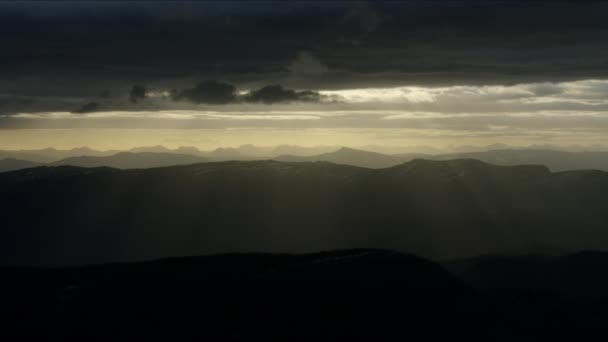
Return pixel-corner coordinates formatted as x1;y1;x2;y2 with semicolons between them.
2;1;608;151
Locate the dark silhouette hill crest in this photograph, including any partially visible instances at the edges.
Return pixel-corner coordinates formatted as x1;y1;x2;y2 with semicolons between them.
0;249;484;340
5;249;608;340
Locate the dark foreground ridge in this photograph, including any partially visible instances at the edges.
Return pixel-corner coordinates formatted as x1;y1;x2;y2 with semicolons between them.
3;249;608;341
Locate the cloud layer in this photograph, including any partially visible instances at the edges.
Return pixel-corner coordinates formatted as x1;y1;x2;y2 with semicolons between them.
3;79;608;148
3;1;608;92
3;2;608;149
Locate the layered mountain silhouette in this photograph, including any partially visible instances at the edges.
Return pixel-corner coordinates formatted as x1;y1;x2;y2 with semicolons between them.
49;152;208;169
277;147;608;171
435;149;608;172
0;145;337;164
0;147;118;163
0;158;43;173
4;146;608;172
2;159;608;266
274;147;414;169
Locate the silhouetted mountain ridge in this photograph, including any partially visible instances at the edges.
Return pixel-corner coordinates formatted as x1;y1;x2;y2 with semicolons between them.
0;249;478;340
436;149;608;172
4;146;608;172
50;151;208;169
3;159;608;265
275;147;409;168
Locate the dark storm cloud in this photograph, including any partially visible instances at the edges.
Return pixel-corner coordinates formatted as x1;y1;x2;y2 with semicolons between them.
129;85;147;104
172;81;237;105
2;0;608;95
72;102;101;114
0;95;34;108
246;85;321;104
0;80;323;117
170;81;322;105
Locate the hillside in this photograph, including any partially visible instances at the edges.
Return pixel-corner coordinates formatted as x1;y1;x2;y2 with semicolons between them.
280;147;608;171
448;251;608;296
3;249;608;340
0;250;482;340
2;159;608;265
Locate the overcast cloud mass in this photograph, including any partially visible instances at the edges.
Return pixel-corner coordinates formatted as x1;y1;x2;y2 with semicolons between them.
2;1;608;150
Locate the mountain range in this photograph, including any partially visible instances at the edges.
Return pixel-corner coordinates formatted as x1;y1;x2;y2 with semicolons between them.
48;152;208;169
277;147;608;171
4;146;608;172
434;149;608;172
2;159;608;266
274;147;418;169
0;145;339;163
